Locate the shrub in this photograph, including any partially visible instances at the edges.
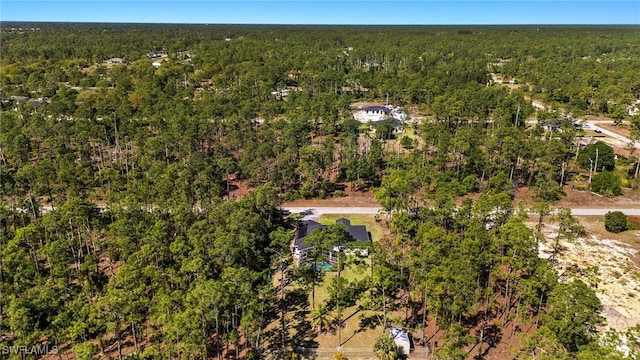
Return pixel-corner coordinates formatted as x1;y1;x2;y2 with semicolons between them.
573;184;588;191
400;135;414;149
73;342;96;360
281;191;302;201
333;352;349;360
627;216;640;230
572;174;587;182
605;211;628;233
333;190;347;197
591;171;622;196
373;334;398;360
462;174;479;193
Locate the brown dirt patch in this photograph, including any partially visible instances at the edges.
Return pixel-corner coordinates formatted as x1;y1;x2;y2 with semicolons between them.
513;186;536;208
226;176;252;200
350;101;387;110
282;184;380;208
515;185;640;209
556;187;640;209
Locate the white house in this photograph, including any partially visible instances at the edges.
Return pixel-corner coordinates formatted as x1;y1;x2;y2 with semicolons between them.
354;105;392;122
106;57;125;64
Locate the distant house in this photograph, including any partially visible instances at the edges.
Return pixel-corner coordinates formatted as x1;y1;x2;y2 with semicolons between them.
271;86;301;99
542;120;562;133
490;73;516;85
628;99;640;116
147;50;168;58
9;95;30;102
364;60;382;70
390;328;412;356
287;69;301;79
364;106;391;116
490;58;512;67
271;88;291;98
353;105;392;122
291;218;370;266
353;105;406;134
106;57;125;64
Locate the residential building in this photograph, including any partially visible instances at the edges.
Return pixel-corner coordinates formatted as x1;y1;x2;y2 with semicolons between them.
291;218;370;266
105;57;125;64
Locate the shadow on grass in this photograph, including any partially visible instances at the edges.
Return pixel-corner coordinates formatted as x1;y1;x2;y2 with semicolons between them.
358;313;382;331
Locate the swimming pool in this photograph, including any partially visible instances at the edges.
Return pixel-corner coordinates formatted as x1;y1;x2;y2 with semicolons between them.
315;262;333;271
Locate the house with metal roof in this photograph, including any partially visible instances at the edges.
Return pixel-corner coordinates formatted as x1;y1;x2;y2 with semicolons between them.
291;218;370;266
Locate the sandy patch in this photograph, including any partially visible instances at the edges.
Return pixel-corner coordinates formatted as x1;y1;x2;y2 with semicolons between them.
535;223;640;331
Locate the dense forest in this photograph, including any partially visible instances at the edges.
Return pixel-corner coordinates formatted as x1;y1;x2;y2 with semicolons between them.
1;23;640;359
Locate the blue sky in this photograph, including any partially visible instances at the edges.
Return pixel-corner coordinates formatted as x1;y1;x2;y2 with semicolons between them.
1;1;638;25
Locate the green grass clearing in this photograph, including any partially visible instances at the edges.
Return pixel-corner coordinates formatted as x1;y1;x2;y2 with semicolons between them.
311;257;371;306
318;214;384;242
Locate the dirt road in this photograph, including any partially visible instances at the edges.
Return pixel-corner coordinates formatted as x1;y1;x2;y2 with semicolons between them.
283;206;640;220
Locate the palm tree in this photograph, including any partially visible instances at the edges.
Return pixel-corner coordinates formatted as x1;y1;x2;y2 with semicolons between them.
308;304;332;333
373;334;398;360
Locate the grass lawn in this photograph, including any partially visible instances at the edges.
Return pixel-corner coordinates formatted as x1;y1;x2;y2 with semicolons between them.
312;257;371;306
309;258;384;353
382;129;422;155
318;214;385;242
576;215;640;247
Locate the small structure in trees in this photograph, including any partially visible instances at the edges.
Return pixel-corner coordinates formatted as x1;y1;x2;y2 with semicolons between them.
390;328;412;356
105;57;126;64
146;50;168;58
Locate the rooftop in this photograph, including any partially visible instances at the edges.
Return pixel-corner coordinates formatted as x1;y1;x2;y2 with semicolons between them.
362;106;391;113
294;218;370;251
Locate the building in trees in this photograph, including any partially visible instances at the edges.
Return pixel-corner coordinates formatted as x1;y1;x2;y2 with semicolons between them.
390;328;412;356
354;105;392;122
354;105;406;122
291;218;370;266
146;50;168;58
105;57;126;64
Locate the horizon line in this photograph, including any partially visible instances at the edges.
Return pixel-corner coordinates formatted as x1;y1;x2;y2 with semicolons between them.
2;20;639;26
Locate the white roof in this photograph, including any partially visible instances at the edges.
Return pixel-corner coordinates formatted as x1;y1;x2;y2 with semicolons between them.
390;327;410;345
